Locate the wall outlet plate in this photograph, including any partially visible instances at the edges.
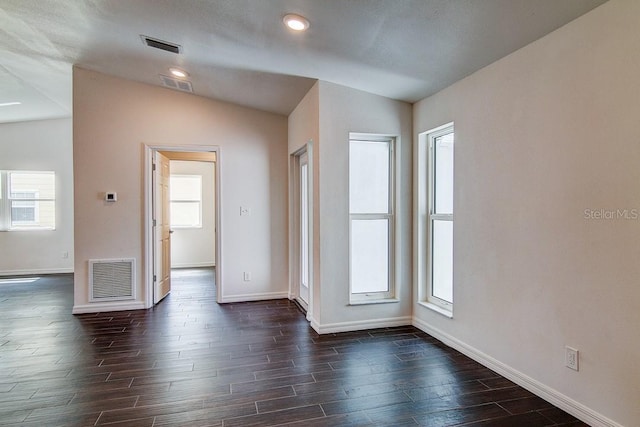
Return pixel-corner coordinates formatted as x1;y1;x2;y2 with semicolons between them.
566;346;579;371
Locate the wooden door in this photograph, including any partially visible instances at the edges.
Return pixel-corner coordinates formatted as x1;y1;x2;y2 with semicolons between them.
154;152;171;303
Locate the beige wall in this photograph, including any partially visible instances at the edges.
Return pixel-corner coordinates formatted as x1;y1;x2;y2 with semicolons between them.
413;1;639;425
288;82;320;322
316;81;413;331
73;68;288;310
0;118;74;275
169;160;215;269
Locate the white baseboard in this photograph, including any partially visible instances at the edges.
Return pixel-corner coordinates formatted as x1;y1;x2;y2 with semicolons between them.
219;292;289;303
72;300;147;314
0;267;73;277
412;317;622;427
311;316;412;334
171;262;215;269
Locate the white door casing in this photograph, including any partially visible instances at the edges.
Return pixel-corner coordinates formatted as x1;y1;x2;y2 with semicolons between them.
153;151;171;303
299;151;309;306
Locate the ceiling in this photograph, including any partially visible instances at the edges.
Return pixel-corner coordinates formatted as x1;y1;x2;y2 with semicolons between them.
0;0;608;123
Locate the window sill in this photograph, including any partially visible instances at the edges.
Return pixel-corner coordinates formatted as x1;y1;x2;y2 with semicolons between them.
1;228;56;232
349;298;399;306
418;301;453;318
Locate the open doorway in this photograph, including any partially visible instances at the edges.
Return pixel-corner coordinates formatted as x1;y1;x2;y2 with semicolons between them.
169;160;216;270
144;146;221;308
290;144;313;318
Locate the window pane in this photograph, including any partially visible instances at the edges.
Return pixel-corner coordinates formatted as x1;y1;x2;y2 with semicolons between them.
170;201;201;227
9;172;55;199
432;220;453;303
11;200;55;228
434;133;454;214
351;219;389;293
170;175;201;201
8;172;56;229
350;140;390;214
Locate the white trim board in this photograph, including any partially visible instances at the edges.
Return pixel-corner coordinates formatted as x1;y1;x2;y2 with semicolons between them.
170;262;215;269
412;317;622;427
72;301;146;314
310;316;412;335
219;292;289;304
0;268;73;276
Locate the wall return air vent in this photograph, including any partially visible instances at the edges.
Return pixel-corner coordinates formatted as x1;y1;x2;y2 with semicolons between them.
89;258;135;302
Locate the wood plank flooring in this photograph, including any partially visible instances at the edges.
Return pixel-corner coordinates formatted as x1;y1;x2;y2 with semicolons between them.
0;269;589;426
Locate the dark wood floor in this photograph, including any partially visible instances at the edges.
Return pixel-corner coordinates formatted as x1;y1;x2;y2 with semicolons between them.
0;269;588;426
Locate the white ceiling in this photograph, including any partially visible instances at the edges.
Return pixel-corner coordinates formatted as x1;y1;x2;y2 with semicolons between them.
0;0;608;123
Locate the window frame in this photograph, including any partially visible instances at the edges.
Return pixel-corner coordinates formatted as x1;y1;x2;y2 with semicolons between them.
0;170;56;231
418;123;454;316
348;134;398;304
169;174;203;229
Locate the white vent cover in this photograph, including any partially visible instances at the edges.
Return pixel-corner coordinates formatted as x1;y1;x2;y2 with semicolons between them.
159;75;193;93
89;258;135;302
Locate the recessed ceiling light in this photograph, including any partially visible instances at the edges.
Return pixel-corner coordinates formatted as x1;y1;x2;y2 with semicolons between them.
169;67;189;79
283;14;309;32
0;102;21;107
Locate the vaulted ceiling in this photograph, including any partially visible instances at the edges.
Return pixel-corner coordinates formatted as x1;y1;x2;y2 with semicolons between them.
0;0;608;123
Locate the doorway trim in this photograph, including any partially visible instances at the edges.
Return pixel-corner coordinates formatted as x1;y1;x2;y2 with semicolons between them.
143;144;222;308
289;141;314;322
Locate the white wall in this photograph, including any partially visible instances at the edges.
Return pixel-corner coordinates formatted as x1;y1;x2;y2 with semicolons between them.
316;81;413;332
169;160;215;269
413;1;639;425
73;68;288;311
0;118;74;275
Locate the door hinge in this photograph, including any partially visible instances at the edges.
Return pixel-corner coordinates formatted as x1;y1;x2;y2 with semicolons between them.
153;219;156;226
153;275;157;282
152;163;156;171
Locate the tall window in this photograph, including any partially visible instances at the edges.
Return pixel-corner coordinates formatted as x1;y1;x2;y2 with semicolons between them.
349;135;395;302
0;171;56;230
426;124;454;312
169;174;202;228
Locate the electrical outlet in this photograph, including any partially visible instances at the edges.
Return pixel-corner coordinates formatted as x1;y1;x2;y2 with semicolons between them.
240;206;251;216
565;346;579;371
243;272;251;282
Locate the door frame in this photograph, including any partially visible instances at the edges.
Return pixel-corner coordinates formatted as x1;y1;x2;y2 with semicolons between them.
289;142;314;321
144;144;222;308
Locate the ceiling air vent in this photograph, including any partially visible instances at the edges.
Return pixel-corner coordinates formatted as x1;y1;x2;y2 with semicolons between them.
141;35;182;54
159;75;193;93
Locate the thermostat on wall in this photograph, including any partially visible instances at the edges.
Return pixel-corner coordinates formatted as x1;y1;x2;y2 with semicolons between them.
105;192;117;202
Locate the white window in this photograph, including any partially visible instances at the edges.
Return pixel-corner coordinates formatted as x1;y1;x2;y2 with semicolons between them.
169;174;202;228
349;135;396;302
0;171;56;231
419;124;454;314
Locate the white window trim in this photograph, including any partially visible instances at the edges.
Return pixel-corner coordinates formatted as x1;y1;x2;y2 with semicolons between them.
348;133;399;304
417;123;454;316
0;170;56;231
169;174;203;229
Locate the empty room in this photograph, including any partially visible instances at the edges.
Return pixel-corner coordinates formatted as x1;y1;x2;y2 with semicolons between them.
0;1;637;426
